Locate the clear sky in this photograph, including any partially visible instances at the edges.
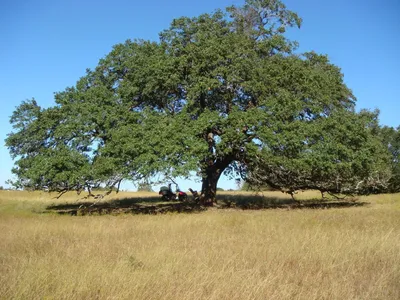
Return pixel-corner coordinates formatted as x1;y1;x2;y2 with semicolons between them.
1;0;399;191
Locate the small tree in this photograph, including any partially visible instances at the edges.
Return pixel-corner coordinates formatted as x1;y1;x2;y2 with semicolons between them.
137;181;153;192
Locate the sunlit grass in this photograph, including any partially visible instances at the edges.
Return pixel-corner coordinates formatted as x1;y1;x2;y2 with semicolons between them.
1;190;399;299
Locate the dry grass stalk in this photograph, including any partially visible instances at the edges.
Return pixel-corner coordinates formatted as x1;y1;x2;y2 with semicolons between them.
1;190;399;299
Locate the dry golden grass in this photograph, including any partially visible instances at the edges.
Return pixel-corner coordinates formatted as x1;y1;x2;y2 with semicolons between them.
1;190;399;299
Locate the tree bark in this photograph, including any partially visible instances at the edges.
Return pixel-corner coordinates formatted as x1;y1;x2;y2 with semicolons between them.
200;168;220;205
200;158;232;205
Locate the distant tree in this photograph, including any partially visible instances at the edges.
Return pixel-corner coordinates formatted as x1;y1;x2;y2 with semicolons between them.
0;186;3;190
241;181;275;192
5;0;392;204
137;181;154;192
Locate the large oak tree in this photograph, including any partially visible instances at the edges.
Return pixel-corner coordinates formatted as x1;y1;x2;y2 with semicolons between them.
6;0;392;203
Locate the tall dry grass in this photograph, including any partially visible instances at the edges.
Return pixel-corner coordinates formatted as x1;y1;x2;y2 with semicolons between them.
1;190;399;299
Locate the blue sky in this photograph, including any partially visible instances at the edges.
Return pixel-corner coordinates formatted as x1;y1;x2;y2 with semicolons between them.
1;0;399;191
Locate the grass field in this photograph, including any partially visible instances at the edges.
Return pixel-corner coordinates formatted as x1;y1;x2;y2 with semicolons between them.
1;190;399;299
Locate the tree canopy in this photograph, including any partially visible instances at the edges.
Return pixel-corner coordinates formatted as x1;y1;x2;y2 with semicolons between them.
5;0;396;203
379;126;400;192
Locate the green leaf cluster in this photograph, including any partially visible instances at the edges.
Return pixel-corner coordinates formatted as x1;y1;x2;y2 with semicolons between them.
379;126;400;192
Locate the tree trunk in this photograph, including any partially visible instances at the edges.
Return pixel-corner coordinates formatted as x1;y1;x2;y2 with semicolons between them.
200;166;225;205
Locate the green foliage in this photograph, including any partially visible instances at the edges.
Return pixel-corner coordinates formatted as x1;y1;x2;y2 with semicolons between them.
379;126;400;192
5;0;394;199
246;109;392;195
